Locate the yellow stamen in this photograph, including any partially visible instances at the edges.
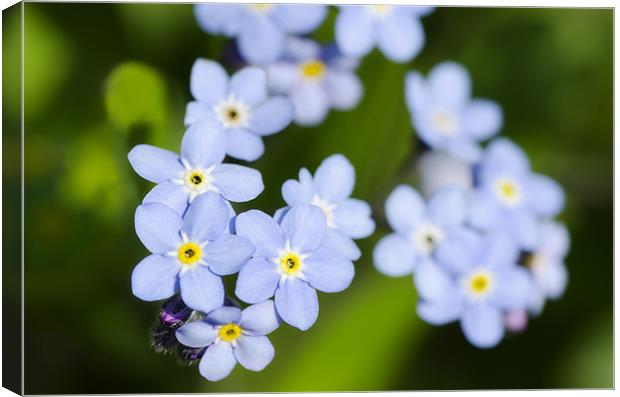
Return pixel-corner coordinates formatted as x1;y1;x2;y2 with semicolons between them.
177;242;202;266
218;323;242;342
300;60;326;80
279;252;302;275
468;271;493;296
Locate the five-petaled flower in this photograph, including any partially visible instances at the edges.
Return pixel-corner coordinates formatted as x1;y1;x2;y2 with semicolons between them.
234;205;355;330
176;301;280;381
128;119;264;215
280;154;375;260
131;192;255;314
185;59;294;161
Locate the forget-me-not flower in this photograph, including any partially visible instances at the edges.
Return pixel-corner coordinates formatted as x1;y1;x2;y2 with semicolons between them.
416;229;532;348
185;59;294;161
128;119;264;215
523;220;570;315
234;205;355;330
468;138;565;250
175;301;280;381
417;150;474;197
405;61;503;162
373;184;468;277
131;193;255;314
195;4;327;65
335;5;433;63
280;154;375;261
266;37;363;126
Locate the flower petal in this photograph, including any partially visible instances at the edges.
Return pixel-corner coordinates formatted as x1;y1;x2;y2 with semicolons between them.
526;174;565;217
190;58;228;105
414;260;456;302
179;266;225;313
181;119;226;168
481;138;530;178
325;71;363;110
274;279;318;331
417;293;463;326
206;306;242;325
131;255;180;301
460;304;504;349
229;67;267;106
199;342;237;381
493;267;532;310
239;300;280;336
128;145;184;183
332;198;375;239
385;184;425;235
335;7;374;58
225;128;265;162
212;164;264;202
291;83;329;126
427;62;471;107
135;202;183;253
235;257;280;304
377;13;424;63
281;178;313;206
313;154;355;203
462;99;503;140
250;97;294;136
175;321;218;348
181;192;229;242
234;336;275;371
274;5;327;34
304;246;354;293
373;233;417;277
280;204;326;254
238;14;285;64
184;101;214;126
142;182;190;216
323;229;361;261
204;234;255;276
427;186;467;227
235;210;285;257
435;227;481;274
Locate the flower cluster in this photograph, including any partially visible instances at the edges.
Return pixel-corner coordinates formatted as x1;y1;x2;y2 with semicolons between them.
374;61;569;348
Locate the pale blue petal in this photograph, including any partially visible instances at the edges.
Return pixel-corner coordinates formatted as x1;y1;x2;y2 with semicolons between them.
239;300;280;336
411;6;435;16
325;71;363;110
373;233;417;277
314;154;355;203
385;184;425;235
181;119;226;168
233;336;275;371
467;191;503;231
250;97;294;136
481;138;530;177
211;164;264;202
483;230;520;269
332;198;375;239
526;174;565;217
405;71;428;114
235;257;280;304
417;293;464;326
181;192;229;242
280;204;326;254
493;267;532;310
282;36;322;61
235;210;285;257
512;210;540;251
224;128;264;162
540;262;568;299
427;186;467;227
190;58;228;104
377;13;424;63
184;101;214;126
428;62;471;107
291;83;329;126
335;7;374;58
273;206;290;224
304;246;355;293
229;67;267;106
179;266;224;313
274;279;318;331
175;321;218;348
238;14;285;64
274;5;327;34
142;182;190;216
462;99;503;140
417;150;473;197
194;4;243;36
135;203;183;253
323;229;361;261
414;260;455;302
444;138;483;163
460;304;505;349
199;343;236;381
204;235;254;276
265;63;297;94
435;228;481;274
540;220;570;257
206;306;242;325
281;179;313;206
128;145;184;183
131;255;180;301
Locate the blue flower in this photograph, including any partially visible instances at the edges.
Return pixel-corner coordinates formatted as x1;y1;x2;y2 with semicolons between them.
185;59;294;162
524;220;570;314
266;37;363;126
468;138;565;250
405;61;503;162
234;205;355;330
417;150;474;197
280;154;375;261
175;301;280;381
373;185;468;277
415;229;532;348
128;119;264;215
131;193;255;314
194;4;327;65
335;5;432;63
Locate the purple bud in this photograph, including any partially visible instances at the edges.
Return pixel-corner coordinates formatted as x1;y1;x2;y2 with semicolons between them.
160;296;193;327
505;309;529;333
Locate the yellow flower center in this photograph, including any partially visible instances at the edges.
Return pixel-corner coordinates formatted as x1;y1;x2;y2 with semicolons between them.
186;170;205;187
467;271;493;298
218;323;242;342
247;3;273;13
300;60;326;80
279;252;302;275
177;242;202;266
495;178;521;206
214;97;250;129
368;4;391;15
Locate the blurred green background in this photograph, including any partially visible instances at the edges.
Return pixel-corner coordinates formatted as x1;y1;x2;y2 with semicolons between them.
3;3;612;393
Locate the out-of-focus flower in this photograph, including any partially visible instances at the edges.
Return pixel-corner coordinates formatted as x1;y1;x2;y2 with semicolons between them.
266;38;363;126
128;120;264;215
416;229;532;348
176;301;280;381
373;185;468;277
195;4;327;65
185;59;294;161
417;150;474;197
523;220;570;314
234;205;355;330
504;308;529;333
280;154;375;261
335;5;433;63
405;62;503;162
131;193;255;313
468;138;565;250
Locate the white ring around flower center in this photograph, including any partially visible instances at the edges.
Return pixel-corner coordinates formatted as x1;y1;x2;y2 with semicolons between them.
493;176;522;207
214;96;250;129
432;111;458;136
311;195;336;228
463;269;494;301
410;222;445;255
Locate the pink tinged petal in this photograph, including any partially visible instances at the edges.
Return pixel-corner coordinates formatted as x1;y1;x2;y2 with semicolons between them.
385;184;425;235
204;235;255;276
211;164;264;202
280;204;327;254
377;13;424;63
184;101;214;126
175;321;218;348
239;300;280;336
235;210;285;257
373;234;417;277
274;279;318;331
233;336;275;371
134;203;183;253
235;257;280;304
229;67;268;106
335;7;374;58
325;71;363;110
128;145;184;183
199;342;237;382
314;154;355;202
131;255;180;301
428;62;472;108
142;182;190;217
225;128;265;162
304;247;355;293
179;266;225;314
190;58;228;105
460;304;505;349
249;97;294;136
181;119;227;168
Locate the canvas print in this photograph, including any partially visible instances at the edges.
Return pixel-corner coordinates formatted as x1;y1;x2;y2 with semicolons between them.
2;2;613;394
